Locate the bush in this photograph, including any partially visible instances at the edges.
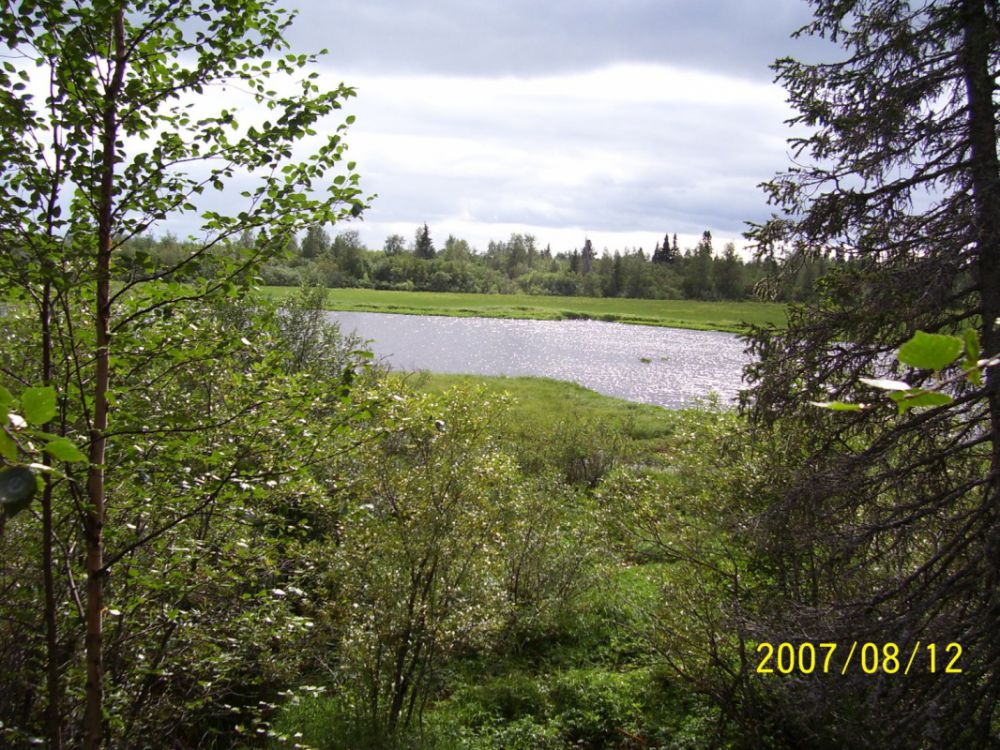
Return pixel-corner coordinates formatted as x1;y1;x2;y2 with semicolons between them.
449;674;548;726
482;717;564;750
260;263;303;286
270;694;389;750
511;413;626;487
549;669;644;749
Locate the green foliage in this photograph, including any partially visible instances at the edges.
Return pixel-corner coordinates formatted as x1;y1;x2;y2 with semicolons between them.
898;330;965;371
548;669;644;747
251;375;737;750
161;221;833;304
814;328;998;414
471;716;565;750
0;380;87;524
0;0;372;744
19;387;57;426
409;665;719;750
42;438;86;463
328;388;536;735
414;223;437;260
0;4;817;750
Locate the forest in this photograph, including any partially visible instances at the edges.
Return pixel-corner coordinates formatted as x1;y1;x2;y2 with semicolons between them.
1;1;998;750
122;227;832;303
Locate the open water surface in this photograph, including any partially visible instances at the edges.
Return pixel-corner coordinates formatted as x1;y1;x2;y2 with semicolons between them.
326;311;751;409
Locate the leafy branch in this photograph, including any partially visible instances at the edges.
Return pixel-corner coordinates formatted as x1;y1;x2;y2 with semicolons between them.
0;383;86;527
813;329;1000;414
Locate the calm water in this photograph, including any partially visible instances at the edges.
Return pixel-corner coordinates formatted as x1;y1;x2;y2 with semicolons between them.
326;311;751;409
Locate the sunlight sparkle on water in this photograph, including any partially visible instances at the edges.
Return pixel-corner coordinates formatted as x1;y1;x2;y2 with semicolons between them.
327;312;750;409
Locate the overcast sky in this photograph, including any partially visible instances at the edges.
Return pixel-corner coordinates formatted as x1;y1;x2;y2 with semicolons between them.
278;1;831;255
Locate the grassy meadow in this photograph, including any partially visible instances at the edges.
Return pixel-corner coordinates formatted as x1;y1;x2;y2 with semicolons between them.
411;373;683;444
259;286;787;332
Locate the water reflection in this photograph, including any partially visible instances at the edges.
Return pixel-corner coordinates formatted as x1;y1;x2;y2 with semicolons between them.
326;311;751;409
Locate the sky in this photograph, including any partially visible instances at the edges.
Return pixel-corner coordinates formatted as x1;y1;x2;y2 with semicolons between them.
258;1;834;255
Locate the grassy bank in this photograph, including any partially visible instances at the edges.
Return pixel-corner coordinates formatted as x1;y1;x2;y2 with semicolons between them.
411;372;679;443
259;286;786;332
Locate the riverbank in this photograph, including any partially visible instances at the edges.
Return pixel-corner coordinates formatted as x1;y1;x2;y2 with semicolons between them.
259;286;786;333
411;372;680;443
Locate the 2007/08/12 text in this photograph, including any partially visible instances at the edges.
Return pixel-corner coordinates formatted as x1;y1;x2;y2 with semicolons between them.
756;642;963;675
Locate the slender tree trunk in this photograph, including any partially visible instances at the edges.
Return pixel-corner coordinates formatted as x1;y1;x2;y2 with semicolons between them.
42;58;68;747
41;281;63;750
961;0;1000;499
962;1;1000;427
84;11;127;750
960;0;1000;740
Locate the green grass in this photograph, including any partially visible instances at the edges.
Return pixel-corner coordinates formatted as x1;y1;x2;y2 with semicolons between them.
410;373;679;443
258;286;786;333
407;373;731;479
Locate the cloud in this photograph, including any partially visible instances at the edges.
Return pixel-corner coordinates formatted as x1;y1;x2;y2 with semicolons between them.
332;63;795;251
289;0;824;80
131;3;829;255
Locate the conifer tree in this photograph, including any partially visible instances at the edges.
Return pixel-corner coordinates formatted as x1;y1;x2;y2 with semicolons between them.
741;2;1000;746
580;238;595;275
652;241;664;263
414;223;436;259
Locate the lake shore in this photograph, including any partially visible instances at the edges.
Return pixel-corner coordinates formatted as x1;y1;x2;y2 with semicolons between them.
259;286;787;333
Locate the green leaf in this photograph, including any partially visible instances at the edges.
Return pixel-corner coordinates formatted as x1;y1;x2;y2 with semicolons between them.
859;377;911;391
810;400;865;411
44;437;87;463
964;328;981;362
0;431;16;461
0;385;12;416
0;466;38;518
21;386;57;425
890;391;954;412
963;329;983;386
897;331;963;371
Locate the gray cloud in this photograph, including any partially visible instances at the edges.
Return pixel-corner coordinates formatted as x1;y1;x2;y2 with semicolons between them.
335;57;795;242
216;2;839;252
288;0;828;80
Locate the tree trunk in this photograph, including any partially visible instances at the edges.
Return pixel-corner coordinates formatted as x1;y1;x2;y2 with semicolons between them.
960;0;1000;741
84;10;127;750
961;0;1000;520
42;281;63;750
962;1;1000;434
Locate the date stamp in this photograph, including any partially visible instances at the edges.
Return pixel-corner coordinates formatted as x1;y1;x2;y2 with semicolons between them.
755;641;963;675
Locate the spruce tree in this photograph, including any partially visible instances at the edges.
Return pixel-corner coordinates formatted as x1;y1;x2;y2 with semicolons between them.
652;241;664;264
580;238;595;275
653;232;680;264
740;2;1000;746
414;223;436;259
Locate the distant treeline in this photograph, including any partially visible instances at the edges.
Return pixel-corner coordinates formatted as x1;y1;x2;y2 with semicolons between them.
123;224;832;302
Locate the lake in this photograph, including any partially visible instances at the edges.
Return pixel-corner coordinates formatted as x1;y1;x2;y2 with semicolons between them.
326;311;751;409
